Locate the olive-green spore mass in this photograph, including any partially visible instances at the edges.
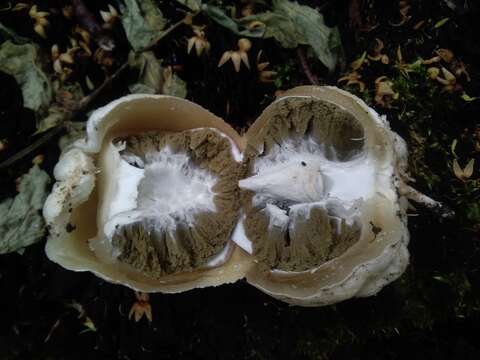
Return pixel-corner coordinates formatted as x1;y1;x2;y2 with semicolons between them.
241;98;365;272
111;128;241;278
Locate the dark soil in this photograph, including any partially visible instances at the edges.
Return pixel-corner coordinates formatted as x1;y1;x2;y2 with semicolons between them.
1;1;480;359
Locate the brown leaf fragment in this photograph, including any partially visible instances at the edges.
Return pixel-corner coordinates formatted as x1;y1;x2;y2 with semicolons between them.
129;292;153;323
453;159;475;181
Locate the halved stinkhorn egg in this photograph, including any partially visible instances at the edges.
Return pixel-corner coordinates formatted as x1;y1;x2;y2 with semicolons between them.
236;86;411;306
43;87;427;306
43;95;252;292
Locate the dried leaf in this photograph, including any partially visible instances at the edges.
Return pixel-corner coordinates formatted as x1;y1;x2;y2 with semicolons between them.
453;159;464;180
121;0;167;51
35;107;67;134
464;159;475;179
0;41;52;112
453;159;475;181
0;165;51;254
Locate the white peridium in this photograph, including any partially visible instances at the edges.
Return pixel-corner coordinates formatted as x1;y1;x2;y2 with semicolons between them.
239;137;381;210
231;213;253;254
90;141;218;262
199;127;244;162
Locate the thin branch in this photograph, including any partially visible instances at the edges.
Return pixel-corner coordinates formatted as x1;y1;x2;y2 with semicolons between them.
142;14;196;52
74;61;129;112
297;47;320;85
0;126;63;170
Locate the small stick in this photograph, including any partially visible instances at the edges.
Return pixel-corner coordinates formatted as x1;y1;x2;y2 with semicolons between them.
297;47;320;85
74;61;129;112
0;126;63;170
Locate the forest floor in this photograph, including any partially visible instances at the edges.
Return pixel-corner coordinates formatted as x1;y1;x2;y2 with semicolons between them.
1;1;480;359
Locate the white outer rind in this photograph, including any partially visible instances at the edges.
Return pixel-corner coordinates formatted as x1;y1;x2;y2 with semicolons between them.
43;148;95;227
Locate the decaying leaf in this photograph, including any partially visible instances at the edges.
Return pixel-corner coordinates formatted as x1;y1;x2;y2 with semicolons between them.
374;76;399;107
162;66;187;98
35;82;85;134
128;51;163;94
203;5;265;38
338;71;365;92
128;51;186;97
0;165;51;254
270;0;341;71
120;0;167;51
0;41;52;112
176;0;202;12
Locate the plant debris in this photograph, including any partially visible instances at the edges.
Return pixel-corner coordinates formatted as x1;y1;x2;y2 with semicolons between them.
0;165;50;254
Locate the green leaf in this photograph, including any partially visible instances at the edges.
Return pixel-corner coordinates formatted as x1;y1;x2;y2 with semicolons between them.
205;1;342;71
128;51;163;94
0;41;52;112
128;51;186;97
0;165;51;254
0;21;29;44
175;0;202;12
239;12;302;48
162;66;187;98
121;0;167;51
434;17;450;29
36;82;84;134
461;93;478;102
272;0;340;71
203;5;265;38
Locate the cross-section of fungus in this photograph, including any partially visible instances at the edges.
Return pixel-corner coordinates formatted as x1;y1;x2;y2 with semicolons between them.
91;129;240;278
240;98;367;272
43;87;436;306
237;86;416;306
43;95;251;293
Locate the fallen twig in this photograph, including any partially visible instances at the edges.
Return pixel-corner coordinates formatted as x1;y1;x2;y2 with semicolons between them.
297;47;320;85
